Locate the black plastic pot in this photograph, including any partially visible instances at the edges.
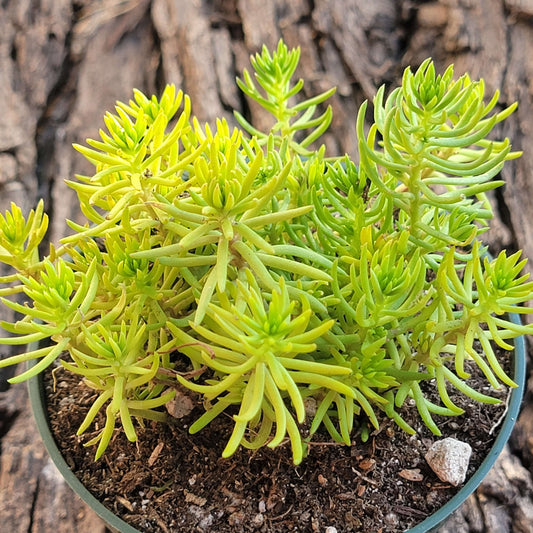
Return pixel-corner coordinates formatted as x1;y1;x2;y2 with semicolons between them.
27;310;526;533
28;365;140;533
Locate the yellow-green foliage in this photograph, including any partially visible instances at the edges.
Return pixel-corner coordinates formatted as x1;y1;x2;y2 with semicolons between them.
0;41;532;464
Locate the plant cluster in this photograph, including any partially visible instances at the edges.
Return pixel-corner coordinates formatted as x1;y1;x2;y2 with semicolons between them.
1;41;532;464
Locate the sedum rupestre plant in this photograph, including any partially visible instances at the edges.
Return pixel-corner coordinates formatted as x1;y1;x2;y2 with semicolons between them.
1;40;532;464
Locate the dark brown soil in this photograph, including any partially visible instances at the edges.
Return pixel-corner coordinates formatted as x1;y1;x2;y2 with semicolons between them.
42;350;513;533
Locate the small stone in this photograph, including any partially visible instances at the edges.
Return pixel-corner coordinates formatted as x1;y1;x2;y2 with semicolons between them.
425;437;472;486
304;396;317;417
426;490;440;506
198;515;214;530
384;512;400;529
252;513;264;528
166;389;195;418
325;527;338;533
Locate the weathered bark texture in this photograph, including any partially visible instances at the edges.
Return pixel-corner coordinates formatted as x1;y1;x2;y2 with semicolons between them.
0;1;532;531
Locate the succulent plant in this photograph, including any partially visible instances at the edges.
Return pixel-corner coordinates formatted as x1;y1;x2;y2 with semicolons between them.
1;40;532;464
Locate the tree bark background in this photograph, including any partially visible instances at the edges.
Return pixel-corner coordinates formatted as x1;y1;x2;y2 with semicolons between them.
0;1;532;531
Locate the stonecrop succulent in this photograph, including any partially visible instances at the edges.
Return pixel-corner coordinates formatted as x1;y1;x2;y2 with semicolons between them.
1;40;532;464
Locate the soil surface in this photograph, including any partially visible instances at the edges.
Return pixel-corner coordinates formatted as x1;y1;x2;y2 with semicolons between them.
45;354;511;533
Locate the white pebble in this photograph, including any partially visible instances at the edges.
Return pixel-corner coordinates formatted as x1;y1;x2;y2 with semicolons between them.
325;527;338;533
252;513;264;527
425;437;472;486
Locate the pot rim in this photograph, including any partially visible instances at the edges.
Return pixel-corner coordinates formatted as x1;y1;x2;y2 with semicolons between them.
27;310;527;533
28;366;141;533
